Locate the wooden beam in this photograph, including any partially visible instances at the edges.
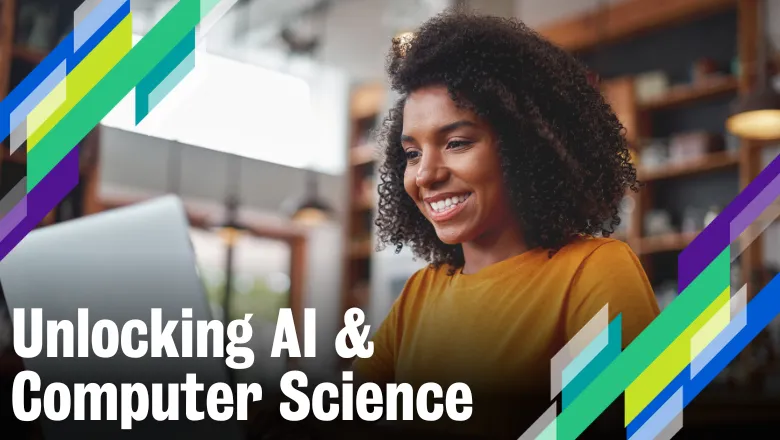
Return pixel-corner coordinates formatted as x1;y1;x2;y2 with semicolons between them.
737;0;764;300
0;0;16;97
287;236;307;370
737;0;759;93
538;0;737;52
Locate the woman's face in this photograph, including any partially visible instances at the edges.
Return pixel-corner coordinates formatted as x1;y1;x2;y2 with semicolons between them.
401;86;516;245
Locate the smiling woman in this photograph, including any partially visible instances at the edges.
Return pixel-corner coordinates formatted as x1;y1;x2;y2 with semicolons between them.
352;10;661;439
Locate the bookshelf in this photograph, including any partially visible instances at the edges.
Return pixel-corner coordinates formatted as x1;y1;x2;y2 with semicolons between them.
540;0;780;425
538;0;768;297
342;83;385;319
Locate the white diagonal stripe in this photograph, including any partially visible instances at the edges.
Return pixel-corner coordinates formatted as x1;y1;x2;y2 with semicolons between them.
550;303;609;399
517;402;557;440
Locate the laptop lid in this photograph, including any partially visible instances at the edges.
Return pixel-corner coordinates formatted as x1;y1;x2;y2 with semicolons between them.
0;195;244;439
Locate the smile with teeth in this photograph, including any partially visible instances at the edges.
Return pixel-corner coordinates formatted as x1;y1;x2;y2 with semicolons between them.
427;193;471;213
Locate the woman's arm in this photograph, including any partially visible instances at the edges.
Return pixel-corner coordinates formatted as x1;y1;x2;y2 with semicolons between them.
565;240;660;348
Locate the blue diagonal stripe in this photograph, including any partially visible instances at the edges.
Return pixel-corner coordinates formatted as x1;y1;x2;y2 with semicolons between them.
627;273;780;437
9;61;67;131
628;388;683;440
0;0;129;141
74;0;128;51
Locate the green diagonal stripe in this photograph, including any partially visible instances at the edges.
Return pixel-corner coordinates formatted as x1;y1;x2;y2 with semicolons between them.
555;247;730;440
26;0;216;187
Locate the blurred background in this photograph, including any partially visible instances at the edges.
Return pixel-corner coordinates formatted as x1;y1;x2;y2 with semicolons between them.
1;0;780;434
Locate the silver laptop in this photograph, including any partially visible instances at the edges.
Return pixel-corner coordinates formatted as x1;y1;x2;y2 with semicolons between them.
0;195;244;439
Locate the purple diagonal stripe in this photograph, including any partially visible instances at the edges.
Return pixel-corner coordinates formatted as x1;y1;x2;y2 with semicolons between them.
679;153;780;292
730;171;780;241
0;147;79;261
0;198;27;240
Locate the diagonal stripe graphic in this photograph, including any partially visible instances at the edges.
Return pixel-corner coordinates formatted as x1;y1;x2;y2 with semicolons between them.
562;322;609;389
0;198;27;239
625;287;729;424
9;120;26;154
0;0;128;141
683;274;779;402
517;402;557;440
74;0;102;27
628;275;778;437
554;248;729;440
0;0;228;261
197;0;238;42
24;0;202;192
0;148;79;260
562;316;621;409
200;0;223;17
729;172;780;242
732;199;780;262
9;61;67;132
689;290;731;359
628;387;682;440
550;304;609;399
27;80;67;139
690;285;747;379
0;178;27;217
679;154;780;292
74;0;127;51
27;13;133;153
730;282;747;316
136;29;196;123
655;411;683;440
148;50;195;115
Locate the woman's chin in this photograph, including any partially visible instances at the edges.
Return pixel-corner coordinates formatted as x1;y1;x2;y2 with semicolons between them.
435;228;469;246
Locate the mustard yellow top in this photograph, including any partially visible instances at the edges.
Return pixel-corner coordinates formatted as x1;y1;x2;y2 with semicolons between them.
353;237;660;436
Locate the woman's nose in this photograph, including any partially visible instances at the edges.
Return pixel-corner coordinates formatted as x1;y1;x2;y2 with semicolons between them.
415;166;449;188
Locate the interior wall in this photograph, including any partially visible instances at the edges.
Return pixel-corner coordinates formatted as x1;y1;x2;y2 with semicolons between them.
98;127;347;374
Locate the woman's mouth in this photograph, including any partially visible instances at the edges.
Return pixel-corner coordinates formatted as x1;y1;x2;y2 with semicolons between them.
425;193;471;222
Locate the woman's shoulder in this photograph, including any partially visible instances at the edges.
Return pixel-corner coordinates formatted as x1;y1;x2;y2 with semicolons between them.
403;263;453;289
558;235;636;262
392;264;452;304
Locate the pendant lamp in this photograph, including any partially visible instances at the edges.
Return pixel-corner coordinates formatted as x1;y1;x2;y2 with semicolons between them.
291;169;333;225
726;0;780;141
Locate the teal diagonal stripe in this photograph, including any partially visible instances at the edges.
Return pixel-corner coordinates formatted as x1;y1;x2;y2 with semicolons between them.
562;315;621;409
136;28;195;123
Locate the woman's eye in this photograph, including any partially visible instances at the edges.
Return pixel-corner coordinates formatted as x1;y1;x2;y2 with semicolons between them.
405;150;421;161
446;140;472;149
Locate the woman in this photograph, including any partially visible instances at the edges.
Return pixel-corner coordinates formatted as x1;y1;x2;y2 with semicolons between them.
352;10;660;439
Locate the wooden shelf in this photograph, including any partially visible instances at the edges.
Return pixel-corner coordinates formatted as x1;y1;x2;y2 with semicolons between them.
637;231;700;255
350;83;385;119
349;239;372;259
638;150;740;181
350;143;377;165
353;195;374;211
13;45;46;64
538;0;736;52
638;76;738;111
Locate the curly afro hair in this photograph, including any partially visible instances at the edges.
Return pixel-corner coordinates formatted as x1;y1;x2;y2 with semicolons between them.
374;11;638;270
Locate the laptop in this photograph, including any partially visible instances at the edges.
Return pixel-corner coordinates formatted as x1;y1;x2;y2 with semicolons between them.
0;195;245;440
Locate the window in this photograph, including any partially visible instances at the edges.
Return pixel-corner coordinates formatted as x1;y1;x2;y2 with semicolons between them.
101;35;346;174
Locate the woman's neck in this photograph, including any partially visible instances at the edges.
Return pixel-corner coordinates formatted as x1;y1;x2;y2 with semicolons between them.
461;224;528;275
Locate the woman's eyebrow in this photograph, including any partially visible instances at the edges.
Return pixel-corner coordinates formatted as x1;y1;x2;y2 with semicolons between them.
437;120;477;135
401;120;477;143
